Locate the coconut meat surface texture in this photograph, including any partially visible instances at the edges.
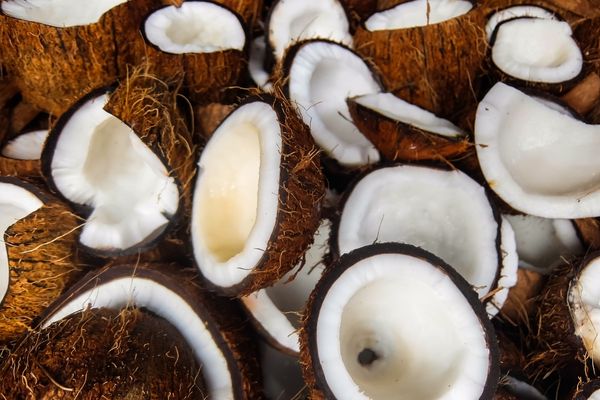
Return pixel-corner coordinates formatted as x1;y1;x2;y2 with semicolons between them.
476;83;600;218
0;182;44;304
485;6;557;41
2;130;48;160
365;0;473;31
1;0;127;27
192;101;281;288
49;93;179;252
288;41;381;166
144;2;245;54
316;252;491;399
491;18;582;83
353;92;465;137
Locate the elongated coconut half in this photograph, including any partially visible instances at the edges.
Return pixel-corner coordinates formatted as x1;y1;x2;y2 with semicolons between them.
301;243;499;399
365;0;473;30
485;5;557;41
475;83;600;218
336;164;502;300
191;95;324;295
284;39;382;167
38;263;261;400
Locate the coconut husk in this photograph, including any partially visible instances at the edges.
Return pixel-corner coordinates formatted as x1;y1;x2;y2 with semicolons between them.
500;268;546;326
0;0;158;115
0;307;206;399
494;386;519;400
574;219;600;251
560;73;600;116
341;0;378;31
193;102;236;141
353;5;487;119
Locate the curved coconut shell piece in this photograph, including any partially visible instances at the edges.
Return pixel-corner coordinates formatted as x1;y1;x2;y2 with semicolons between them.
0;307;206;399
574;218;600;251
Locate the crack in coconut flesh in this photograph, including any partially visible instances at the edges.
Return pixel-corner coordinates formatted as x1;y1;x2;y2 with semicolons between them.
1;130;48;160
491;18;582;83
485;6;557;41
475;83;600;218
288;41;381;166
364;0;472;31
48;93;179;251
268;0;352;62
144;2;245;54
1;0;127;27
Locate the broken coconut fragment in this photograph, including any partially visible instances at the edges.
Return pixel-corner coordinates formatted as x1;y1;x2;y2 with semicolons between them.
301;243;499;399
0;129;48;179
485;5;557;41
475;82;600;219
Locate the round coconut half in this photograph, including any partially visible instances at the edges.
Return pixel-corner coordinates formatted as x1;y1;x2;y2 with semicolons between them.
301;243;499;399
485;5;558;41
475;82;600;219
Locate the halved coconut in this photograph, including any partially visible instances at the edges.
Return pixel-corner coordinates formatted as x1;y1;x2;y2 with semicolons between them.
485;5;557;41
284;39;382;167
475;82;600;219
364;0;473;30
301;243;499;399
191;94;324;295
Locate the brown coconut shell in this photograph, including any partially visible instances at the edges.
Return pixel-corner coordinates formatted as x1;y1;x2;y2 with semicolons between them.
560;73;600;116
340;0;378;31
0;307;205;399
499;267;546;325
0;0;158;115
193;102;236;141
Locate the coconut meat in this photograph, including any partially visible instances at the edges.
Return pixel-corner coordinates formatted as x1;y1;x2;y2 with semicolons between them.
487;216;518;317
192;102;281;288
365;0;472;31
1;0;127;27
42;277;234;400
492;18;582;83
1;130;49;160
338;165;499;298
317;253;490;399
485;6;557;41
288;41;381;166
0;183;44;304
476;83;600;218
352;92;465;137
144;2;245;54
50;93;179;251
268;0;352;61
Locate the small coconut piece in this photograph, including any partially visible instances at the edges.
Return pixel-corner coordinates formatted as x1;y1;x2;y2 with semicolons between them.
347;92;471;163
485;5;557;41
0;129;48;180
191;94;324;295
301;243;499;399
574;218;600;251
0;307;205;398
561;72;600;116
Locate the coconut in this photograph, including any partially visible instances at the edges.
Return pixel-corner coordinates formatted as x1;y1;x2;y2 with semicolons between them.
340;0;377;30
191;93;325;296
574;218;600;251
572;379;600;399
301;243;499;399
0;307;205;398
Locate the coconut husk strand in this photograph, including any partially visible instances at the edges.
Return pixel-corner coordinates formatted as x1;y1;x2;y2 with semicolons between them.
574;219;600;252
560;72;600;116
340;0;378;31
572;379;600;399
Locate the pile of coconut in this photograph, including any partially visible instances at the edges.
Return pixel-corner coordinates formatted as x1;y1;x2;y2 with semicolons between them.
1;0;600;398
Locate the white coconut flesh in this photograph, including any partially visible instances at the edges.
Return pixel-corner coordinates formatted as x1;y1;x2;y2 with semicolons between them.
317;253;490;399
590;390;600;400
492;18;582;83
50;93;179;251
1;130;49;160
249;36;273;91
485;6;557;41
476;83;600;218
0;183;44;304
487;216;518;317
1;0;127;27
365;0;472;31
288;41;381;166
42;277;234;399
192;102;282;288
268;0;352;61
352;92;465;138
337;165;499;298
144;2;245;54
242;220;330;352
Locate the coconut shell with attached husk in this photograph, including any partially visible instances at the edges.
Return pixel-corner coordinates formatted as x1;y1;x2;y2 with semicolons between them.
194;102;236;141
574;218;600;251
0;307;206;399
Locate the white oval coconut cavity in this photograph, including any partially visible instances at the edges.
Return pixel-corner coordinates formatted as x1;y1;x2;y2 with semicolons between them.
485;6;557;41
144;2;245;54
192;101;282;289
365;0;472;31
475;83;600;218
2;130;49;160
288;41;381;166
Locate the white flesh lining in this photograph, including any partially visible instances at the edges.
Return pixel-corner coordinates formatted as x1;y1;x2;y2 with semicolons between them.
338;165;499;298
249;36;273;91
487;216;518;317
260;343;305;399
365;0;472;31
0;183;44;304
591;390;600;400
42;277;234;400
354;92;465;137
268;0;352;61
241;220;330;352
289;42;381;166
318;253;489;399
1;0;127;27
492;19;582;83
192;102;281;288
1;130;49;160
50;94;179;251
485;6;556;41
476;83;600;218
145;3;245;54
